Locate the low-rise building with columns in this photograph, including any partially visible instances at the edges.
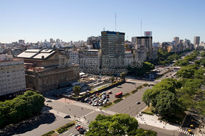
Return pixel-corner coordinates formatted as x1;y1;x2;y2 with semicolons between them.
17;49;79;92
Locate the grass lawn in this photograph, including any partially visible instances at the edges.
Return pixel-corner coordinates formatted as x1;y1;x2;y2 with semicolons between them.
56;121;76;134
41;131;58;136
142;106;154;115
131;89;138;94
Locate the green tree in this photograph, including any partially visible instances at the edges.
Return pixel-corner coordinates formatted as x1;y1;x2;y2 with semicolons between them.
175;59;189;66
153;78;179;93
143;62;155;71
195;60;201;66
200;58;205;67
143;78;184;120
0;91;45;128
194;68;205;80
86;114;139;136
155;91;179;117
195;100;205;116
177;78;204;110
73;86;81;96
0;101;11;127
143;89;160;107
127;62;154;77
135;128;157;136
110;76;115;83
120;72;126;81
201;51;205;57
176;65;196;78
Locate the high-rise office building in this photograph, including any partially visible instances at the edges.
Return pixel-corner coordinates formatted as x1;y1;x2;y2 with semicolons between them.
173;37;180;45
87;36;101;49
101;31;125;75
194;36;200;48
50;38;55;43
18;40;25;45
132;36;153;60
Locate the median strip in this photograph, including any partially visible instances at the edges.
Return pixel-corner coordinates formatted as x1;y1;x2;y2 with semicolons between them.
41;121;75;136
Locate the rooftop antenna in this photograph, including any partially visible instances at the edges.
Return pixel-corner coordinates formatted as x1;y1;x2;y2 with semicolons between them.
115;13;117;31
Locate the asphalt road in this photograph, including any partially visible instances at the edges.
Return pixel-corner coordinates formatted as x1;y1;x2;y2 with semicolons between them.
107;86;149;116
46;99;93;118
139;124;180;136
14;115;72;136
13;65;182;136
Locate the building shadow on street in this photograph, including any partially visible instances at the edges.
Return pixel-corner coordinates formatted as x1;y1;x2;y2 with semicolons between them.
0;112;56;136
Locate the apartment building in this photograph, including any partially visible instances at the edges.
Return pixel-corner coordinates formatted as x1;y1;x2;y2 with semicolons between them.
79;49;100;74
0;54;26;96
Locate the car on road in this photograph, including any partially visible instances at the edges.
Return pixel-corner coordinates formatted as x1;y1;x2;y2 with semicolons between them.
46;100;52;102
136;102;141;105
115;92;123;98
75;124;81;129
64;115;71;118
72;134;79;136
75;124;86;134
79;127;86;134
187;129;193;134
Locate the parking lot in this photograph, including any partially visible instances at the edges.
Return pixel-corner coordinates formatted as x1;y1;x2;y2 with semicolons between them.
81;82;144;107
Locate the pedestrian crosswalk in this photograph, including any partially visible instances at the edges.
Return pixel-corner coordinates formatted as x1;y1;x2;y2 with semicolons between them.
177;128;194;136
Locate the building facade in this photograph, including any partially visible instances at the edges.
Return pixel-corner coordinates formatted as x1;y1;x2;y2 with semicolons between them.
68;50;79;65
87;36;101;49
101;31;126;75
17;49;79;92
132;36;153;60
0;55;26;96
194;36;200;48
79;49;100;74
173;37;180;45
124;51;134;67
79;31;148;75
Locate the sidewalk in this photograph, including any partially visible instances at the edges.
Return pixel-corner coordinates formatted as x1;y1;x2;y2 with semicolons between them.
136;113;196;136
136;114;179;130
195;128;205;136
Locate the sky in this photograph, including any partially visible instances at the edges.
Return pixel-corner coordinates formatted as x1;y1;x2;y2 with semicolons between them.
0;0;204;43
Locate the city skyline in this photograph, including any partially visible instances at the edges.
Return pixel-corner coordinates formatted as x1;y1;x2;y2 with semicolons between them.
0;0;205;43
